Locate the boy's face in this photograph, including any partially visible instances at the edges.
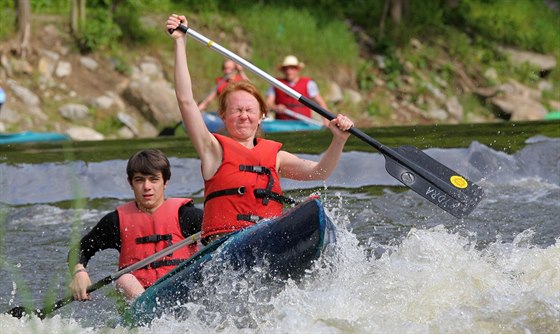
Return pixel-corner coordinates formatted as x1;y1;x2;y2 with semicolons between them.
130;172;167;213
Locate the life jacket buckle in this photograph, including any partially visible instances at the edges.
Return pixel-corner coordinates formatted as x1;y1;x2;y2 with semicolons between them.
237;186;246;195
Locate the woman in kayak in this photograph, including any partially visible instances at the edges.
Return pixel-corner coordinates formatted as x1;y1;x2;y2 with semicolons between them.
166;14;354;244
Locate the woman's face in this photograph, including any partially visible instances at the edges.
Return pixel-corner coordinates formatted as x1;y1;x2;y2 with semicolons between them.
223;90;262;140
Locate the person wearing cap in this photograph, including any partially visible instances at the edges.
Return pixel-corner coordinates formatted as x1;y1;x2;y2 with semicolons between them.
266;55;329;124
197;59;249;111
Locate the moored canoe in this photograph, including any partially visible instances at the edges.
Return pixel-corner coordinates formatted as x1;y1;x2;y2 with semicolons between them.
0;131;70;145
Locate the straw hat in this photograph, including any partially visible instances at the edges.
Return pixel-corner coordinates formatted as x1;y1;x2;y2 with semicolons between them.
279;55;305;69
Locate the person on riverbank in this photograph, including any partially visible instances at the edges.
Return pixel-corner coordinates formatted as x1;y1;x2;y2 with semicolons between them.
67;149;203;302
166;14;354;244
266;55;329;125
197;59;249;111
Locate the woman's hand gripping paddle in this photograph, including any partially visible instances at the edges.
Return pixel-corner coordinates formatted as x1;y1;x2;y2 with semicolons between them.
171;24;484;218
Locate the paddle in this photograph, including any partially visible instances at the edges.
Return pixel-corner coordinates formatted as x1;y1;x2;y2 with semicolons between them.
172;24;484;218
158;72;233;136
6;232;201;319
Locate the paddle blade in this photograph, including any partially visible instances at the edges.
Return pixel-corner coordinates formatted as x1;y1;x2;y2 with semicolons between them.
384;145;483;218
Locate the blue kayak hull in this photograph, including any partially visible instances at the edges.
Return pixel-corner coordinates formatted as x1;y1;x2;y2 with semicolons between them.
127;199;335;325
0;131;69;144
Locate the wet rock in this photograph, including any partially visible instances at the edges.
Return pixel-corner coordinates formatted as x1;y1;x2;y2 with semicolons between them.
66;126;104;141
326;82;343;103
490;94;547;121
123;79;181;126
7;79;40;107
445;96;463;121
344;88;362;104
80;57;98;71
59;103;90;120
499;46;556;72
55;60;72;78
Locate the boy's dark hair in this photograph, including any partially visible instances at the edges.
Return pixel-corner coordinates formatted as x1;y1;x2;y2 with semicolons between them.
126;149;171;184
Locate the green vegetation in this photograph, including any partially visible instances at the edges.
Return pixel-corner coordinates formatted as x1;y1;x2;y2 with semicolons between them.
2;0;558;57
0;0;558;132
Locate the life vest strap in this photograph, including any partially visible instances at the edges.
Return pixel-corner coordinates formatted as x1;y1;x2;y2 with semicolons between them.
239;165;270;174
135;234;172;244
204;186;246;204
204;164;295;206
254;189;297;205
236;214;262;223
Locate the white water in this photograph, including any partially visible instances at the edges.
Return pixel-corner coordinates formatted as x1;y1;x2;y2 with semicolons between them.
1;222;558;333
1;137;559;333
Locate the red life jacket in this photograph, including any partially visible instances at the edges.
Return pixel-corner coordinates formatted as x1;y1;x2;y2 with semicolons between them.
202;134;294;240
274;77;312;120
117;198;197;288
216;73;244;95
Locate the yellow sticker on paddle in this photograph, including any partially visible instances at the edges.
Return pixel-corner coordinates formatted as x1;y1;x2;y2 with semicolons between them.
450;175;468;189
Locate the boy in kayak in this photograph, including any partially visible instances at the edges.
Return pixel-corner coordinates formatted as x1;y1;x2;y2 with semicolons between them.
265;55;329;125
165;14;353;244
67;149;202;301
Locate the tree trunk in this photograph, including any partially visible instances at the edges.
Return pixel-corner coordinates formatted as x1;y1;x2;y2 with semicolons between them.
390;0;402;25
15;0;31;59
379;0;391;39
71;0;87;36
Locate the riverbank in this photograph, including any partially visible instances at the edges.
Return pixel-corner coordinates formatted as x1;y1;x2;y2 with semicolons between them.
0;7;558;140
1;120;558;164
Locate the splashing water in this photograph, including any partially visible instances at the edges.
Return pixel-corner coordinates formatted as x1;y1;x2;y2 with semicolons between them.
1;137;559;333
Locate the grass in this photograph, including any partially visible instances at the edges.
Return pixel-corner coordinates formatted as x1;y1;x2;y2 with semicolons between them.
2;2;559;134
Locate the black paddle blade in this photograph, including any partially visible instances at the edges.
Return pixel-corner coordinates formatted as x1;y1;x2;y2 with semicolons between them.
384;145;484;218
6;306;47;319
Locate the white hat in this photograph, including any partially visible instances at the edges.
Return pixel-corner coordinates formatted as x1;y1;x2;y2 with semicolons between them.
279;55;305;69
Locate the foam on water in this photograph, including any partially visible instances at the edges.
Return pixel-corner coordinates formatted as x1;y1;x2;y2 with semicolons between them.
2;214;558;333
1;136;559;332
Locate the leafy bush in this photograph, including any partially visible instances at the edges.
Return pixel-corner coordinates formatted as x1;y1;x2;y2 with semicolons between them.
0;5;16;40
75;8;122;52
454;0;559;54
241;5;359;82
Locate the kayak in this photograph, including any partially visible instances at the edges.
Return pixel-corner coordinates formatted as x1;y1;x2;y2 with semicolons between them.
203;112;323;133
544;110;560;120
127;198;336;326
0;131;70;145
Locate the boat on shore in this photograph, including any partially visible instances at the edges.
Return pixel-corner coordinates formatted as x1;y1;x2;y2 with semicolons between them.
0;131;70;145
127;198;336;326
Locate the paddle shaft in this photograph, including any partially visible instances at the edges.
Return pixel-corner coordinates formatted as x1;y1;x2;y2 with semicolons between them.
7;232;201;319
177;25;471;199
173;24;484;217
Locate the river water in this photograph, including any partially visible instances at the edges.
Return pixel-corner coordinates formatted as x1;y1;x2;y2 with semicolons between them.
0;135;559;333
